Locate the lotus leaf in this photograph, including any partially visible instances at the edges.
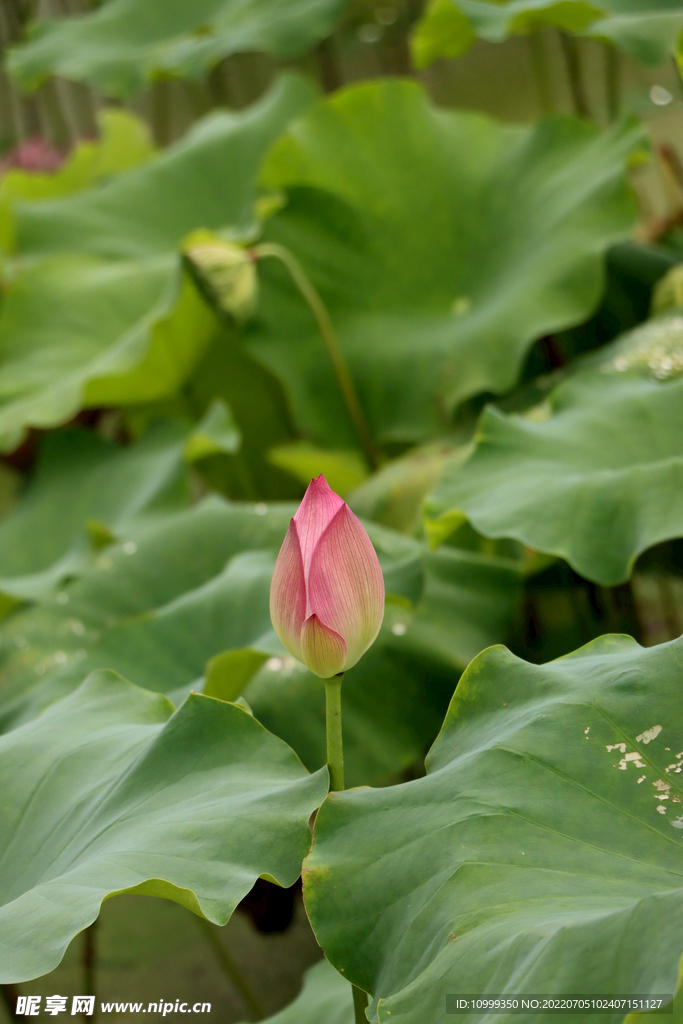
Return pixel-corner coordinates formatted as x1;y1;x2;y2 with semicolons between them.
0;670;327;982
425;320;683;585
251;80;643;447
8;0;347;98
305;635;683;1023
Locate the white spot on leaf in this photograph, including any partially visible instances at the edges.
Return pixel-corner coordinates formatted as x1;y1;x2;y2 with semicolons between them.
636;725;662;744
650;84;673;106
618;752;647;769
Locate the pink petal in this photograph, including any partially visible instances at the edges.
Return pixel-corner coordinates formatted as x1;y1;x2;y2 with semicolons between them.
269;519;306;662
306;504;385;671
300;614;347;679
293;475;344;577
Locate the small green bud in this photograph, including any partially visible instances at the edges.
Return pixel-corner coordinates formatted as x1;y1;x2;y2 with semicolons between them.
183;231;257;323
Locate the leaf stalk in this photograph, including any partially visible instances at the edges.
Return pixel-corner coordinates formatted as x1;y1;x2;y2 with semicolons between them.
251;242;380;471
353;983;369;1023
195;915;263;1019
604;44;620;122
528;33;553;114
82;921;97;1016
559;33;590;118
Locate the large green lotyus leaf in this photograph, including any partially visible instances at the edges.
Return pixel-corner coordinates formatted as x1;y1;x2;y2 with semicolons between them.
250;80;643;448
424;314;683;586
411;0;683;69
0;75;315;452
0;670;327;982
304;635;683;1023
8;0;348;98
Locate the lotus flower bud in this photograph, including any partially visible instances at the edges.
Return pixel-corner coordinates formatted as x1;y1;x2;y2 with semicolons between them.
183;232;257;323
270;475;385;679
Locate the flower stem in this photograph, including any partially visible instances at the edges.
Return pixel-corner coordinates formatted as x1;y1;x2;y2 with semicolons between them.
324;675;368;1017
251;242;380;471
324;675;344;792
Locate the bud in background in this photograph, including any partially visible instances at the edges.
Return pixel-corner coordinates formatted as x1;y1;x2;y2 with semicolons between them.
270;475;385;679
183;231;257;323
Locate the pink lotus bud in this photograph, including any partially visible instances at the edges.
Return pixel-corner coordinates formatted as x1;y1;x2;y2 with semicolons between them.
270;475;385;679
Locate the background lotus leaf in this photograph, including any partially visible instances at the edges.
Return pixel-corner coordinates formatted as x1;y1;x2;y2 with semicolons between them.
0;75;314;452
250;80;643;448
0;421;189;603
184;397;242;461
348;442;459;535
0;670;327;982
590;3;683;66
304;635;683;1024
0;109;154;251
424;316;683;586
8;0;348;98
411;0;683;69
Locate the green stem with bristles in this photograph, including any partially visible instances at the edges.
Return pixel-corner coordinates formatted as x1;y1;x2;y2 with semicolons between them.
324;674;369;1018
324;675;344;792
251;242;379;471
